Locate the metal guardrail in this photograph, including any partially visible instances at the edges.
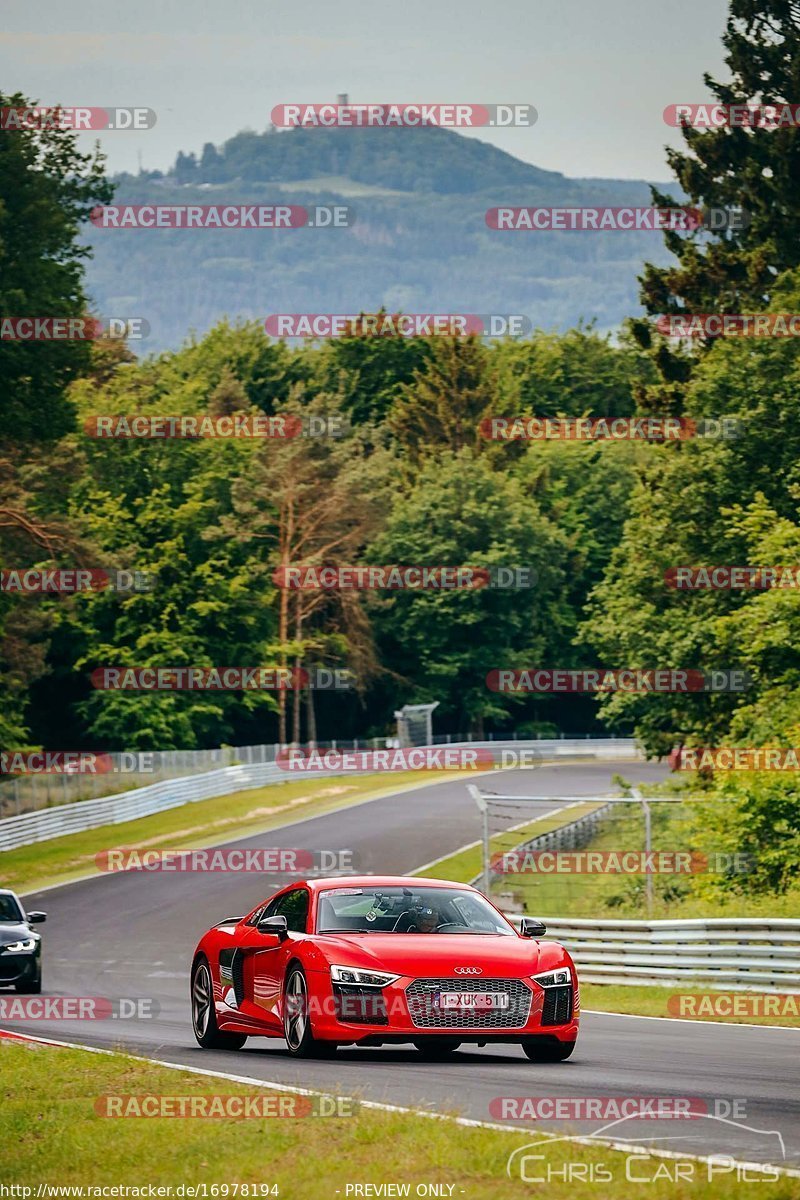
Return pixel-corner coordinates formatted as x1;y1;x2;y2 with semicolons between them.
505;915;800;993
470;801;613;889
0;738;640;852
0;762;289;852
0;732;637;818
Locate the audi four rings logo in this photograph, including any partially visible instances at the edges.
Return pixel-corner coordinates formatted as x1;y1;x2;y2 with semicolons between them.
454;966;483;975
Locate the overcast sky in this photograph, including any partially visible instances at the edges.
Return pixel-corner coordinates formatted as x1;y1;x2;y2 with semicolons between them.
1;0;730;181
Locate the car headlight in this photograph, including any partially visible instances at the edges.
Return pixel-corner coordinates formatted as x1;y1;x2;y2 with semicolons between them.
532;968;571;988
2;939;36;953
330;965;399;987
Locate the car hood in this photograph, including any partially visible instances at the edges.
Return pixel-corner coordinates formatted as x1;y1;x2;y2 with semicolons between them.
313;933;564;978
0;923;37;946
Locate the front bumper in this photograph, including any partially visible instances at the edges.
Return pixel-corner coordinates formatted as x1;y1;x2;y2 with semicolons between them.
311;972;580;1044
0;950;40;988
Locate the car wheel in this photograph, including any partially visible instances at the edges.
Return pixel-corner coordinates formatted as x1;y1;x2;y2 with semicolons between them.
413;1038;462;1057
14;973;41;995
522;1037;576;1062
283;965;335;1057
191;957;247;1050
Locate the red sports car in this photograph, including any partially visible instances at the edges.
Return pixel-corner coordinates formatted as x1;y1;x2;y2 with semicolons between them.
190;876;579;1061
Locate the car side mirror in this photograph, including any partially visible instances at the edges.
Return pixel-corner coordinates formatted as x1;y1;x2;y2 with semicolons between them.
27;912;47;924
520;917;546;938
257;914;288;939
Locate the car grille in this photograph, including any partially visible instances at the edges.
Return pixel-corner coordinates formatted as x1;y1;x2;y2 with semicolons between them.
541;985;574;1026
405;977;532;1029
0;957;24;980
333;984;388;1025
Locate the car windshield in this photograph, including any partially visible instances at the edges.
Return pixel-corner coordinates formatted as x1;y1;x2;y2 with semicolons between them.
0;895;23;924
316;886;515;935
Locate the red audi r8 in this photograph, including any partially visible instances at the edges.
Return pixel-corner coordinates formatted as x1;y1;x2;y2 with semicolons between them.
190;876;579;1061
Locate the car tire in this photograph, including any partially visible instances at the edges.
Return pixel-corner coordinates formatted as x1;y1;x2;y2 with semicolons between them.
522;1037;576;1062
413;1038;462;1057
14;973;41;995
191;957;247;1050
283;964;335;1057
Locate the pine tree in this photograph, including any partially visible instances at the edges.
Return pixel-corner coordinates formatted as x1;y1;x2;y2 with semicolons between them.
632;1;800;413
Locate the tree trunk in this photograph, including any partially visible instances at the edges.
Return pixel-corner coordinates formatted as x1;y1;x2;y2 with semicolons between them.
306;684;317;747
292;595;302;744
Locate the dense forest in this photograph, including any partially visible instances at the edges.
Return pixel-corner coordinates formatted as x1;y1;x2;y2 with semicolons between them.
3;0;800;897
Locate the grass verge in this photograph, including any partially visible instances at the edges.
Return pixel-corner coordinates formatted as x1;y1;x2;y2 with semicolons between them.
414;800;605;885
581;983;800;1028
418;793;800;920
0;1038;794;1197
1;771;473;895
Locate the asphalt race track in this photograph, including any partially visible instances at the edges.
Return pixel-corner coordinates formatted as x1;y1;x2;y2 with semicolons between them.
7;762;800;1171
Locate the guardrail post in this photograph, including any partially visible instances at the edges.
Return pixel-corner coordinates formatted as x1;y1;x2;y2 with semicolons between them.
467;785;490;896
631;787;653;916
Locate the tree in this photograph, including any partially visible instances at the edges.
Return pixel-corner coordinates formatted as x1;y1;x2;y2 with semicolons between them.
367;449;571;734
582;270;800;754
388;336;498;465
199;142;224;182
0;90;111;747
223;388;391;743
315;315;431;425
0;90;113;444
632;2;800;412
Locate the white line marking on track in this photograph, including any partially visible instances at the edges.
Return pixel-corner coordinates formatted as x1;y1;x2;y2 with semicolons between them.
2;1027;797;1178
582;1008;800;1032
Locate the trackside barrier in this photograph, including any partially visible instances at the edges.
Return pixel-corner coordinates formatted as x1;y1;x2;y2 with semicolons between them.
0;734;640;819
0;738;640;852
504;915;800;993
469;801;613;889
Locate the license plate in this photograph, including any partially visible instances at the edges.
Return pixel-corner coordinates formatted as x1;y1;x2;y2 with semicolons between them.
436;991;509;1011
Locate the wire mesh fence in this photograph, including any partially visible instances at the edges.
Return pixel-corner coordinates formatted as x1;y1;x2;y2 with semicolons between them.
0;730;615;818
471;791;715;920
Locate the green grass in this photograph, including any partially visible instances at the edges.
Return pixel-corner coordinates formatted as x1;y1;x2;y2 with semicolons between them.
581;983;800;1028
1;1039;794;1197
420;794;800;920
414;800;606;885
0;770;473;895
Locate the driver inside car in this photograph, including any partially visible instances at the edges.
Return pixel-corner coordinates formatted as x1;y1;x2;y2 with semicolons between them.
394;904;440;932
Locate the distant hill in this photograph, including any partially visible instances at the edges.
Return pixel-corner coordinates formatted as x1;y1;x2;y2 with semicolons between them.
84;125;678;352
